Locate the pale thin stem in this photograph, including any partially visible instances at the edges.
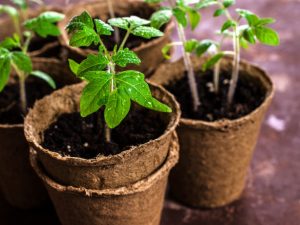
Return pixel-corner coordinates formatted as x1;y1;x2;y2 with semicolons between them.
107;0;120;44
213;61;221;93
119;29;130;51
22;32;33;53
12;16;22;40
227;26;240;106
19;76;27;114
177;24;201;111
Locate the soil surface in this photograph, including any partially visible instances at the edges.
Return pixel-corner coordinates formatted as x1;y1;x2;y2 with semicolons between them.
42;108;167;158
166;70;266;121
28;36;58;53
0;77;59;124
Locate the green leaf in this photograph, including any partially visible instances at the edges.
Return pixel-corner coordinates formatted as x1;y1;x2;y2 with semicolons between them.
68;59;79;75
195;40;215;56
173;7;187;27
243;28;256;44
214;9;225;17
184;39;198;52
69;27;99;47
162;44;172;60
126;16;150;29
80;72;112;117
0;5;18;17
104;88;131;128
202;53;224;71
240;37;249;49
11;51;32;73
221;20;236;32
112;48;141;67
116;70;171;112
30;70;56;89
255;18;276;26
195;0;218;9
24;11;65;38
187;8;201;30
66;11;99;47
236;9;260;27
131;26;163;39
145;0;164;3
254;26;280;46
0;36;20;50
150;9;172;29
0;57;11;92
77;54;109;76
108;17;129;30
223;0;235;8
94;19;114;36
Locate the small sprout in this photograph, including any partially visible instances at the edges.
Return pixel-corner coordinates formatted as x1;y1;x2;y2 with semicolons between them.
66;11;171;140
0;1;64;113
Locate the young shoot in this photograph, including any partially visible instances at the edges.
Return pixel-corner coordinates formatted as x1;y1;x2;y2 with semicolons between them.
0;1;64;113
146;0;202;111
66;11;172;142
189;0;280;106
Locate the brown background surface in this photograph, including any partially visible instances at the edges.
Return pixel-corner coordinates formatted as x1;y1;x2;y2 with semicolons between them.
0;0;299;224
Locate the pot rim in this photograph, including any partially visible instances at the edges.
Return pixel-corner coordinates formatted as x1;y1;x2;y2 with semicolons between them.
155;56;275;130
24;81;181;166
58;0;174;57
30;133;179;197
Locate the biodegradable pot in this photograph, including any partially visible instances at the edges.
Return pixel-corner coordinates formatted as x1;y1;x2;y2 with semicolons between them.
30;134;179;225
24;81;181;190
0;59;79;209
150;56;275;208
0;124;48;209
58;0;174;76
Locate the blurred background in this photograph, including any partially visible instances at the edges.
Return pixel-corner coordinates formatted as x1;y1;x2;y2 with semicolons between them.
0;0;299;224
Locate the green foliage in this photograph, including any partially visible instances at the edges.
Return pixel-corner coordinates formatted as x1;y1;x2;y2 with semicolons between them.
67;12;171;128
150;9;172;29
30;70;56;89
24;11;65;38
202;53;224;71
0;5;18;17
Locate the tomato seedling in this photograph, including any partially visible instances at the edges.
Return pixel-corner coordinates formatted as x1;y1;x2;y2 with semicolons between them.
66;11;172;141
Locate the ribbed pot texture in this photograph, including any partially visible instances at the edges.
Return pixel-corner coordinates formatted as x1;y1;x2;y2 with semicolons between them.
150;56;274;208
24;81;181;190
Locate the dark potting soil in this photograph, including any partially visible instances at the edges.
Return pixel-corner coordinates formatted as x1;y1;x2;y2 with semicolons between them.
0;77;59;124
42;108;167;159
28;36;58;53
166;70;267;121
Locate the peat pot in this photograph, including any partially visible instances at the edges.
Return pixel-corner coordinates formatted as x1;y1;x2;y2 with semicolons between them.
150;56;275;208
58;0;174;76
24;81;180;190
30;135;179;225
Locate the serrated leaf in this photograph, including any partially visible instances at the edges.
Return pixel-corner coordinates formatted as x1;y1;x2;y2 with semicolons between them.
221;20;236;32
77;54;109;76
195;39;215;56
116;70;171;112
254;26;280;46
11;51;32;73
30;70;56;89
126;16;150;29
187;8;201;30
173;7;187;27
243;28;256;44
236;9;260;27
104;88;131;128
80;72;112;117
0;57;11;92
184;39;198;52
131;26;163;39
68;59;79;75
255;18;276;26
112;48;141;67
24;11;65;38
195;0;218;9
108;18;129;30
162;44;172;60
94;19;114;36
0;36;20;50
69;27;99;47
202;53;224;71
150;9;172;29
223;0;235;8
214;9;225;17
66;11;94;31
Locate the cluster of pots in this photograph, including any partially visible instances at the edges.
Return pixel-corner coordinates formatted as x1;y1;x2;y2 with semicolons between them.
0;1;274;225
